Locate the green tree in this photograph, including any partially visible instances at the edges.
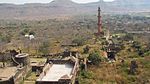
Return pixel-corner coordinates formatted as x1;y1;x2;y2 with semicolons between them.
1;34;12;43
20;29;29;35
83;45;89;54
2;54;6;67
72;37;85;46
123;34;133;41
88;52;101;65
29;31;36;35
129;60;138;75
38;41;50;56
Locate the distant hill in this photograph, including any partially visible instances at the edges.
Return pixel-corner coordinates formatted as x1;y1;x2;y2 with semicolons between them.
0;0;150;20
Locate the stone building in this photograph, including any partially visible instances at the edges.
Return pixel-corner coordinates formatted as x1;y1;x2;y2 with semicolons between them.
36;57;79;84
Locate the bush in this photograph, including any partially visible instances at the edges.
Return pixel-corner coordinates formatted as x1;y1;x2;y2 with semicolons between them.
20;29;29;35
38;41;50;56
29;31;36;35
88;52;101;65
0;35;12;43
123;34;133;41
72;37;85;46
83;45;90;54
80;71;94;79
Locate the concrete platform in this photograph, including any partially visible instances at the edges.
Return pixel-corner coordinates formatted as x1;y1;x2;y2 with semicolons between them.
39;64;73;81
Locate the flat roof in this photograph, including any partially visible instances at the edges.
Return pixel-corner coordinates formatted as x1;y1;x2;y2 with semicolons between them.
0;67;17;81
38;64;73;81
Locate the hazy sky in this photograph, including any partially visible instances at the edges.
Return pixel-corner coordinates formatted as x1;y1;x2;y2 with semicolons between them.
0;0;115;4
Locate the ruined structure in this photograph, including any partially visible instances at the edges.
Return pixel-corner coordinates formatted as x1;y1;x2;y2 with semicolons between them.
0;53;31;84
36;57;79;84
105;41;117;62
14;53;30;66
30;58;47;72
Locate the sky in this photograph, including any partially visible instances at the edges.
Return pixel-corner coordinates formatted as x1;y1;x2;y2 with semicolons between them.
0;0;115;4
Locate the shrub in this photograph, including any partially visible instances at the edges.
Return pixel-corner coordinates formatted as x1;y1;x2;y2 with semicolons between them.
72;37;85;46
0;35;12;43
88;52;101;65
29;31;36;35
38;41;50;56
20;29;29;35
83;45;90;54
80;71;94;79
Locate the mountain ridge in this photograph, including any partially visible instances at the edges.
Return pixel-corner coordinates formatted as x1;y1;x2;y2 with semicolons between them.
0;0;150;20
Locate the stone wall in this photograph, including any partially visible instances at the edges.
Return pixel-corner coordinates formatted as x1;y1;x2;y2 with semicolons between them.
13;66;31;84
